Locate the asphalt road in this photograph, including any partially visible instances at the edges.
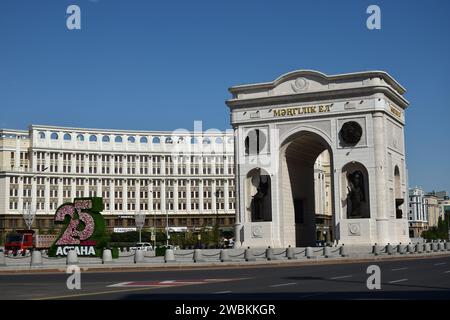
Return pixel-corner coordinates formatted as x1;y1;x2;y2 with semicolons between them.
2;255;450;300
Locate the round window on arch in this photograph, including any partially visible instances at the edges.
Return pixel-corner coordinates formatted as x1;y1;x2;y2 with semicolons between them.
245;129;266;155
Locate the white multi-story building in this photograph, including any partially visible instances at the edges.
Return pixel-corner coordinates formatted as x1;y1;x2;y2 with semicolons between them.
408;187;428;238
0;125;236;238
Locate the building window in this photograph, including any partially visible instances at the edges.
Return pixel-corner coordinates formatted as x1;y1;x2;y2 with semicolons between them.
102;135;110;143
89;135;97;142
38;132;46;139
115;136;123;143
128;136;136;143
50;132;59;140
140;137;148;144
76;134;85;142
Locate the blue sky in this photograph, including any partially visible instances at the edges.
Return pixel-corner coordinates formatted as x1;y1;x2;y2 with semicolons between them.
1;0;449;192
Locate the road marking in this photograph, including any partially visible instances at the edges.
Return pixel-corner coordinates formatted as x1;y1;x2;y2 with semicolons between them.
214;291;232;294
269;282;297;288
391;267;408;271
388;278;408;284
329;275;352;280
434;263;446;266
444;270;450;273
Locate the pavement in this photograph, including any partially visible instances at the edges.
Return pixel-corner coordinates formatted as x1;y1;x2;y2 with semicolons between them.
2;253;450;300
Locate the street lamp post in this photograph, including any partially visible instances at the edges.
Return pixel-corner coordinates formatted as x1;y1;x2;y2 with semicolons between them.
134;211;145;243
214;189;223;248
166;207;170;247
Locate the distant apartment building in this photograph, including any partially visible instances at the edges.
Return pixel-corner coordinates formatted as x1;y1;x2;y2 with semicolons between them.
408;187;428;238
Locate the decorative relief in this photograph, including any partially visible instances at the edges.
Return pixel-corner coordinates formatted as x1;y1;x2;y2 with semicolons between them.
348;223;361;236
251;225;263;238
291;77;309;93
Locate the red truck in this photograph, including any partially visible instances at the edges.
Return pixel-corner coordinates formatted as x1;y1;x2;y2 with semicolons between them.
4;230;57;255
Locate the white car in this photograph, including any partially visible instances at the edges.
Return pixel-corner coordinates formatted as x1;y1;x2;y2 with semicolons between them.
131;242;153;251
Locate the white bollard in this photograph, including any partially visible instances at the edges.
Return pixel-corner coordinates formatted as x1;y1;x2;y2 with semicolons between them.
67;249;78;265
0;250;6;266
386;243;394;255
286;246;296;260
398;243;406;254
415;243;422;253
323;246;331;258
340;244;348;257
30;250;43;266
193;249;204;263
446;242;450;251
373;244;381;256
306;247;316;259
102;249;113;264
244;248;256;262
407;243;415;254
220;249;231;262
439;241;445;252
432;242;439;252
164;249;176;263
265;247;278;261
425;243;431;253
134;250;144;263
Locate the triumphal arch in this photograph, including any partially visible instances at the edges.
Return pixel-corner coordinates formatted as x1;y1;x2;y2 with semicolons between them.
226;70;410;247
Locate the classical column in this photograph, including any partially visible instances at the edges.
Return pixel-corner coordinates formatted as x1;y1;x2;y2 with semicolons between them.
136;180;141;212
173;179;178;213
18;177;24;211
84;153;89;175
96;154;102;175
44;177;50;214
71;153;76;174
58;153;63;174
186;179;192;214
44;153;50;173
109;179;115;214
199;179;204;214
224;179;230;213
212;179;217;213
373;112;389;244
161;179;166;213
148;180;154;214
83;178;89;198
96;179;102;198
110;155;114;175
58;178;63;206
14;138;20;170
123;179;128;213
32;152;37;173
70;178;76;202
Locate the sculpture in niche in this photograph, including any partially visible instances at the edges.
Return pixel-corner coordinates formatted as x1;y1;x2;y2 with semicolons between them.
346;171;366;218
340;121;363;146
251;175;270;222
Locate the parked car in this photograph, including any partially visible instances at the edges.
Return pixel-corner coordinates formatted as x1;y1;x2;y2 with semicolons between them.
130;242;153;251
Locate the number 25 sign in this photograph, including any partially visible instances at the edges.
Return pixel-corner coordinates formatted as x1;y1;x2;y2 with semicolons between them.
50;197;105;256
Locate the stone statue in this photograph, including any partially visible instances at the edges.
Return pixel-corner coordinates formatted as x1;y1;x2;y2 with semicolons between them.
251;175;270;221
346;171;365;218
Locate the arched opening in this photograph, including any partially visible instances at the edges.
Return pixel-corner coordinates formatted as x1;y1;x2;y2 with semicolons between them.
394;166;403;219
280;131;335;247
342;162;370;219
246;168;272;222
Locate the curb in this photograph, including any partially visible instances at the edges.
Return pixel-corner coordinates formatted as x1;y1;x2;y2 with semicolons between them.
1;251;450;275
